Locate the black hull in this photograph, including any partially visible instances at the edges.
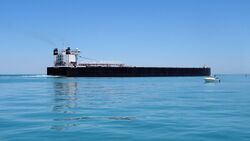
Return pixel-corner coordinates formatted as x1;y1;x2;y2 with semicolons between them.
47;67;211;77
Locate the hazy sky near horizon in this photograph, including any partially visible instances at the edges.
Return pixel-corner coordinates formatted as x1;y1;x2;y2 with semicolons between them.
0;0;249;74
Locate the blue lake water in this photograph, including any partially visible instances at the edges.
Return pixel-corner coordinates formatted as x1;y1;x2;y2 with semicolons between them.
0;75;250;141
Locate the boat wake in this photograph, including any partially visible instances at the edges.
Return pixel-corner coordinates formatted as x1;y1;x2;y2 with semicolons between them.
21;75;61;78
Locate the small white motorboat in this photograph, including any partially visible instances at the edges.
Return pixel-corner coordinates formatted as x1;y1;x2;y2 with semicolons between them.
204;75;220;83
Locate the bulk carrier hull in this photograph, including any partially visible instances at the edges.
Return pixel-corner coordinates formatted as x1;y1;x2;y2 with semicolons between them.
47;67;211;77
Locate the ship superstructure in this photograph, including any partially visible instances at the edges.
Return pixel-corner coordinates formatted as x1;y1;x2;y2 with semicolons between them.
53;47;80;67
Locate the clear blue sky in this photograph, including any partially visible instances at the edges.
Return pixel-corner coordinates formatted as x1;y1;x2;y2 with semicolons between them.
0;0;249;74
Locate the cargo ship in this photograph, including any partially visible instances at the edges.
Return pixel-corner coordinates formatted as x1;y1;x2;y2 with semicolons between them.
47;48;211;77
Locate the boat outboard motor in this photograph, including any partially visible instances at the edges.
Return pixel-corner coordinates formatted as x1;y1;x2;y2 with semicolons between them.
53;48;58;55
66;47;71;55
